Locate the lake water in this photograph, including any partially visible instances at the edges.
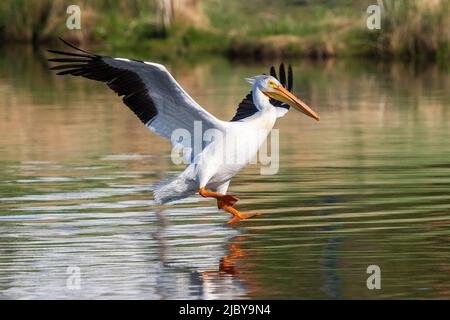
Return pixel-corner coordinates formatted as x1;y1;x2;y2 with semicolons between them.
0;47;449;299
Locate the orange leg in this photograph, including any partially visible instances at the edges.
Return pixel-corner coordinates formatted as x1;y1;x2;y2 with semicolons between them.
199;187;260;223
199;187;238;207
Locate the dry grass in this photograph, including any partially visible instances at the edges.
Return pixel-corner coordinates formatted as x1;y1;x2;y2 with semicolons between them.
0;0;156;44
378;0;450;59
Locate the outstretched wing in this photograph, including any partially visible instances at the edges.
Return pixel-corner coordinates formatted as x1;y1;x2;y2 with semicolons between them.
48;38;225;147
231;63;293;122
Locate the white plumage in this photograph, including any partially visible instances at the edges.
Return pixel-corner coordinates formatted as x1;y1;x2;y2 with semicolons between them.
153;104;278;204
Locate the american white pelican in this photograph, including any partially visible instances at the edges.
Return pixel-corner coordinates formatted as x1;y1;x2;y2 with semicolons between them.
49;38;320;223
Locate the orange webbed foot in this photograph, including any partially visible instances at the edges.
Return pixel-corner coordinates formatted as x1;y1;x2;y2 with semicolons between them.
228;212;261;224
199;188;258;223
223;204;261;223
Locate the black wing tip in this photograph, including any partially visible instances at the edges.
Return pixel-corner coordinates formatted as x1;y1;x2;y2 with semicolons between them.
279;63;286;87
59;37;95;55
277;63;294;92
270;66;277;78
269;63;291;85
48;37;96;59
48;37;99;75
287;64;293;91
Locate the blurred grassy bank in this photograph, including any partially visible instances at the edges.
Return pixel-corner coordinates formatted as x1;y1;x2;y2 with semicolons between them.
0;0;448;62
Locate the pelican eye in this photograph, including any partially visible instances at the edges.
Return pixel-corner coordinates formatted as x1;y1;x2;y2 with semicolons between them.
268;81;278;88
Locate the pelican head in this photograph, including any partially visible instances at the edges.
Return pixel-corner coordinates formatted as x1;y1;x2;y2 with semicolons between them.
247;75;320;121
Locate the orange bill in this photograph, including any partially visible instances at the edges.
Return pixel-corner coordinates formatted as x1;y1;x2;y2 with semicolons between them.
267;86;320;121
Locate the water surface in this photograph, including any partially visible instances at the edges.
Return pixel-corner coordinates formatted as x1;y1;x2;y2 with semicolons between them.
0;48;449;299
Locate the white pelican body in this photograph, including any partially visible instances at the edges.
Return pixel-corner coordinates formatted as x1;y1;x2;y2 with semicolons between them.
49;39;319;223
156;104;278;205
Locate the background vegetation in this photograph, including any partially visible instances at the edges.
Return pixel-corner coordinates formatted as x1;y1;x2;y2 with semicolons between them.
0;0;448;62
